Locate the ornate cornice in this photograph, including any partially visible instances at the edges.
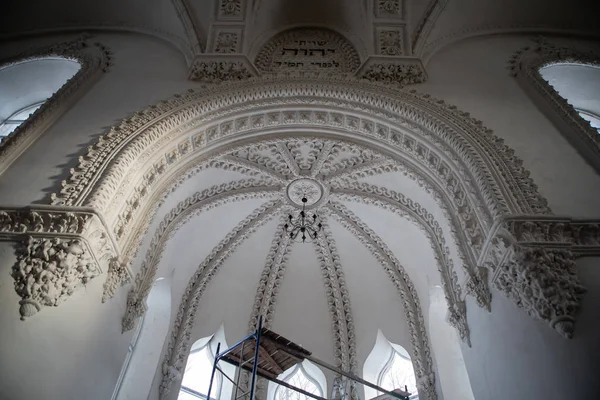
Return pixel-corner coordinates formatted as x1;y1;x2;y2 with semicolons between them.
0;35;112;176
0;205;123;319
159;200;281;398
355;56;427;86
508;37;600;173
188;54;258;82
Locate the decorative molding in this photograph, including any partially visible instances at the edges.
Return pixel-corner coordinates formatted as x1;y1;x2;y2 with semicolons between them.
121;180;281;332
248;216;292;331
355;56;426;86
0;206;121;319
314;221;358;397
0;34;112;176
411;0;447;56
171;0;203;55
478;216;600;338
159;200;281;398
255;28;361;73
217;0;245;21
49;78;548;229
327;203;437;399
508;37;600;173
376;26;405;56
188;54;257;82
210;27;244;53
376;0;402;18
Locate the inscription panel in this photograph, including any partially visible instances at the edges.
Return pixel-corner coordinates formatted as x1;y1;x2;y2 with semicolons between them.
255;28;360;73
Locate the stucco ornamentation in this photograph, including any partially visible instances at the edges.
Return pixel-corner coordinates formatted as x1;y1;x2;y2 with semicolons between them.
286;178;325;207
218;0;244;19
188;56;255;82
0;206;121;319
122;180;281;331
159;200;281;397
327;202;436;399
0;35;112;176
479;217;600;337
12;236;99;320
378;29;404;56
508;37;600;172
377;0;401;17
356;57;426;85
314;222;358;397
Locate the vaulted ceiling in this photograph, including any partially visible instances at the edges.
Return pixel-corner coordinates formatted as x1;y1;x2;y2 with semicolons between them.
2;0;597;63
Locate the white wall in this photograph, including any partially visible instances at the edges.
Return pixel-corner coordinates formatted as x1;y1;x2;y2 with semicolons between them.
0;31;193;400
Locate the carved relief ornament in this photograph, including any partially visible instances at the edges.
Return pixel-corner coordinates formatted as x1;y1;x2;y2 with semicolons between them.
0;35;112;176
478;216;600;338
0;206;126;319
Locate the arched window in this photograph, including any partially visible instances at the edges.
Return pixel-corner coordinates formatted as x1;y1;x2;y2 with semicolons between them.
539;63;600;135
363;331;418;399
179;326;235;400
268;361;326;400
378;348;418;397
0;57;80;141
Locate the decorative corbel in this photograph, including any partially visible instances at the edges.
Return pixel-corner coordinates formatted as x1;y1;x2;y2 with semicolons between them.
0;206;124;319
478;216;600;338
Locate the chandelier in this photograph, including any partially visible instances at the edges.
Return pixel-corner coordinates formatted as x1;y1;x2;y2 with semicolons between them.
284;197;322;243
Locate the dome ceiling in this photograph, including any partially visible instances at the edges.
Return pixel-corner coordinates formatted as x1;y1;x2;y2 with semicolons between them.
143;136;460;390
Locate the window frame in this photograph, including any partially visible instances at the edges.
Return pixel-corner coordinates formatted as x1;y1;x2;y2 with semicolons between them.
509;38;600;173
273;363;324;400
377;347;418;400
180;341;223;400
0;35;111;176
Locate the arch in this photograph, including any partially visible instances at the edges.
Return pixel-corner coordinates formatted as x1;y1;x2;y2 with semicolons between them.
427;286;474;400
178;325;235;400
363;330;418;400
50;78;549;262
113;277;172;400
268;361;326;400
509;37;600;172
0;34;111;175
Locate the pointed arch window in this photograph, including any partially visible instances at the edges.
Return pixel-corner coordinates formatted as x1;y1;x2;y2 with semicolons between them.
179;341;221;400
363;331;419;400
274;364;323;400
377;347;418;399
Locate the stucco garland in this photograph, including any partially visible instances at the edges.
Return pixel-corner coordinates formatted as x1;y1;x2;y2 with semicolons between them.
314;221;359;399
330;184;483;320
121;179;281;331
508;37;600;172
159;200;282;397
326;202;437;400
0;34;112;176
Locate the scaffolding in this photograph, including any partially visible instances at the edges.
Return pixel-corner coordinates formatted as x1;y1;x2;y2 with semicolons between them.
204;317;411;400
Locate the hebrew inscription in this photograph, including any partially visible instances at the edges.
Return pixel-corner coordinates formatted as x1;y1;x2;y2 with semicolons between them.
255;28;360;73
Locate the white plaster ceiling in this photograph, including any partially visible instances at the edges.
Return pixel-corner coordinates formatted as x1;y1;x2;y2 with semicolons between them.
3;0;596;63
141;137;462;363
422;0;599;58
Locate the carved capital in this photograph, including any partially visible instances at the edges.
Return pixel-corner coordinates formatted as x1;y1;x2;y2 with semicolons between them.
0;206;122;319
188;54;257;83
494;247;584;338
355;56;427;86
479;216;600;338
12;236;99;320
122;288;147;332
